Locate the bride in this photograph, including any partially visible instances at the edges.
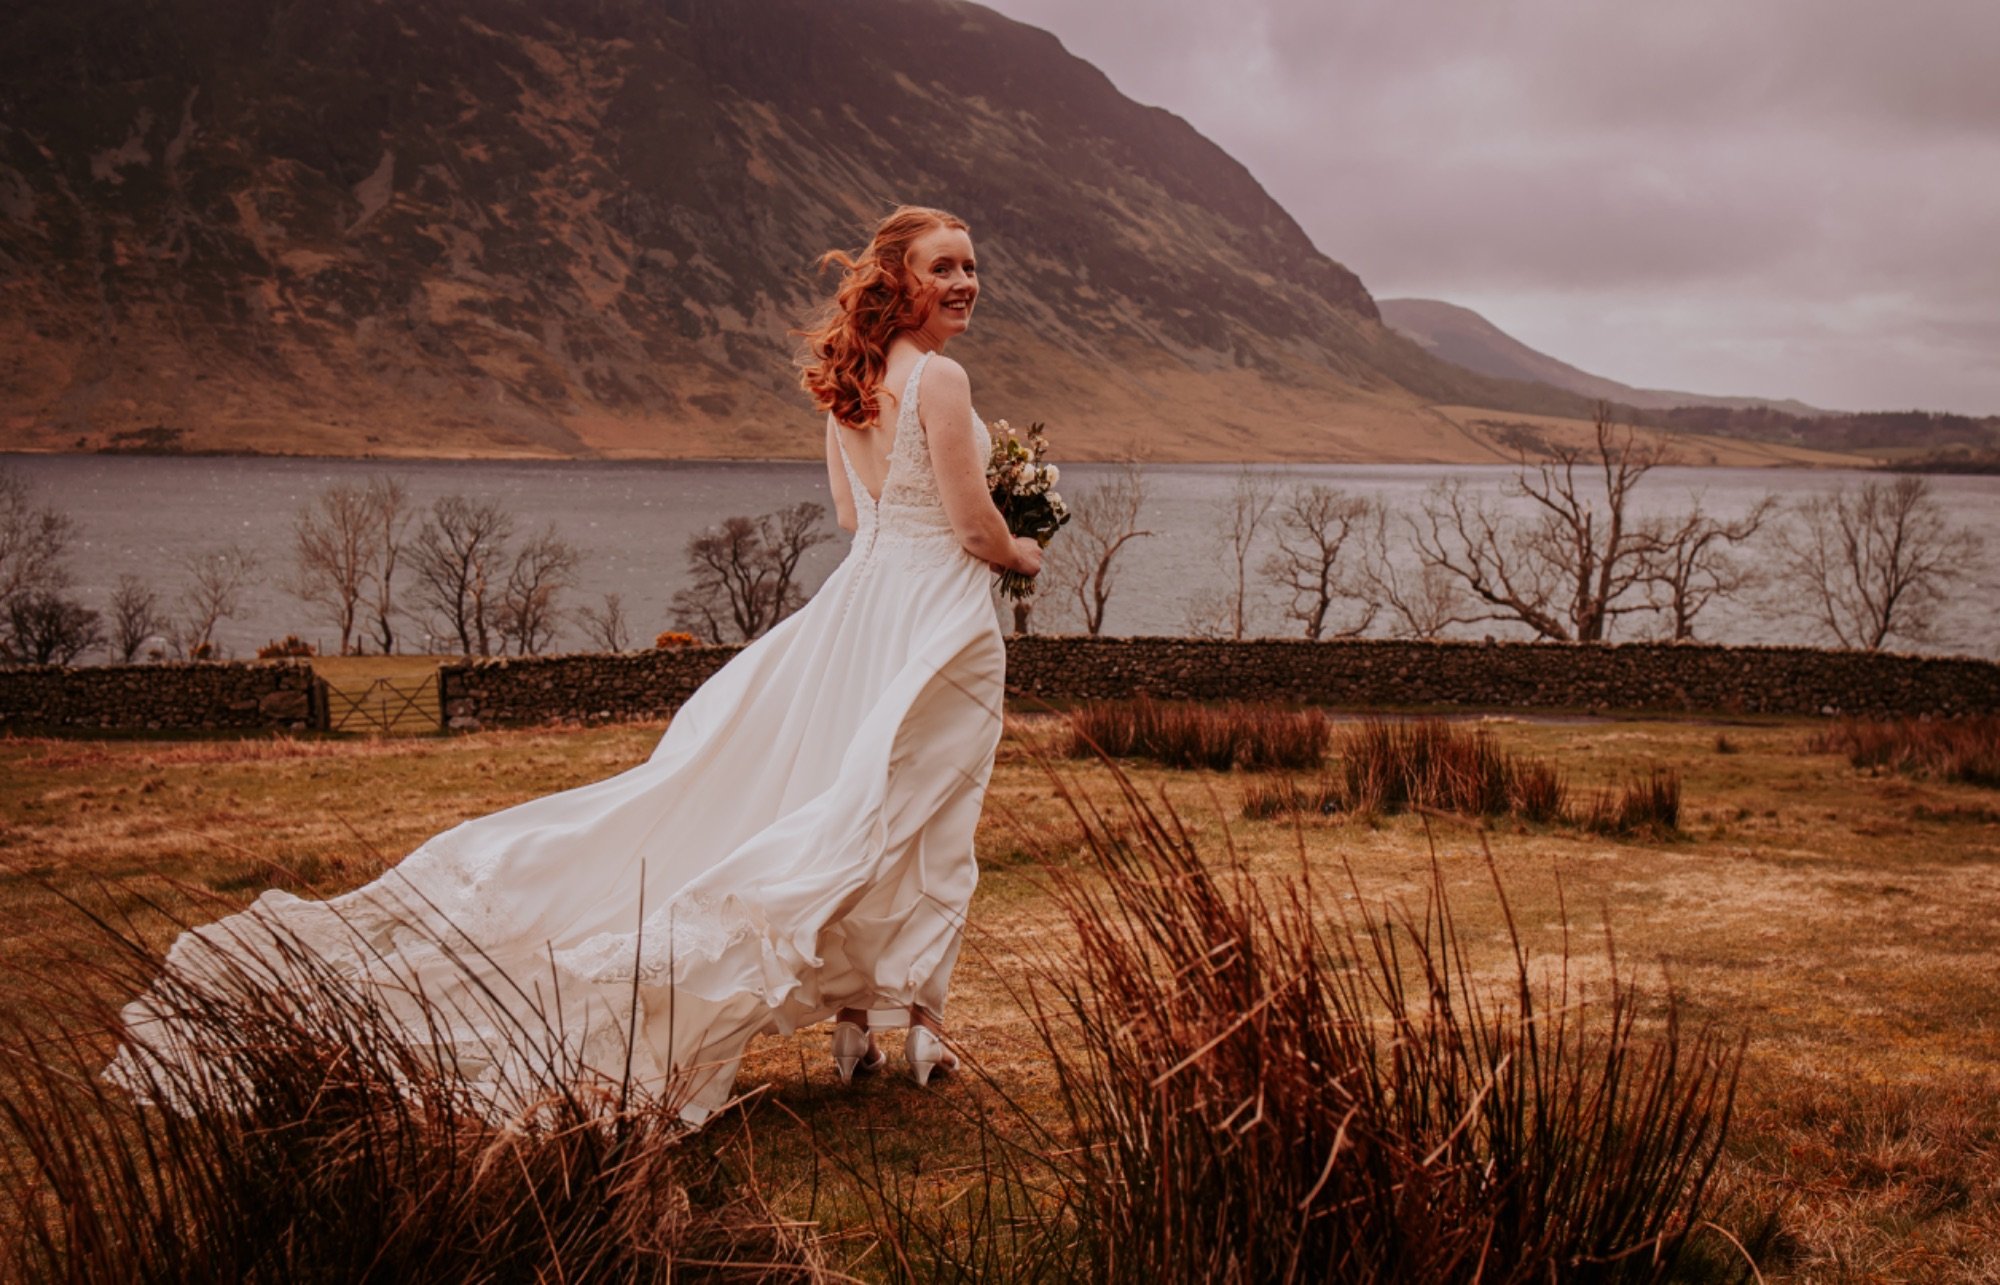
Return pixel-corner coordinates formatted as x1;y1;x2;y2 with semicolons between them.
110;204;1041;1125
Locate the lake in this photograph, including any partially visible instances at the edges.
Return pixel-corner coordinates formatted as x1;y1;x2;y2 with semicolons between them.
7;453;1997;660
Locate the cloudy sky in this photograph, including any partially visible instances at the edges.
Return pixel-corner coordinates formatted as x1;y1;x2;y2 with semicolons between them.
983;0;2000;415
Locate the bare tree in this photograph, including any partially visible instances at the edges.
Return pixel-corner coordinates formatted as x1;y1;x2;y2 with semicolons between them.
2;467;80;662
364;477;413;655
1;466;75;606
1638;493;1778;641
1776;476;1982;651
109;574;168;662
176;545;261;658
579;591;632;652
290;483;373;654
1218;469;1279;639
5;592;102;664
1044;461;1151;637
1413;404;1666;642
671;502;834;643
1356;504;1478;639
411;496;515;656
494;526;580;655
1261;484;1375;640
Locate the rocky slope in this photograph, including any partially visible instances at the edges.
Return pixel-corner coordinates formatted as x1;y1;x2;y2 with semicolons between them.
0;0;1611;461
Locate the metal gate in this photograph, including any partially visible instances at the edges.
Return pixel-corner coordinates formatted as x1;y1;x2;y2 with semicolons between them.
323;674;441;734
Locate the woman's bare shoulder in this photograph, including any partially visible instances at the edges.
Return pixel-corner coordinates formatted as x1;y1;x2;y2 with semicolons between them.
919;353;971;404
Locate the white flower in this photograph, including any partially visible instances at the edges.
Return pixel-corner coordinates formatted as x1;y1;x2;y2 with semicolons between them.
1043;464;1059;487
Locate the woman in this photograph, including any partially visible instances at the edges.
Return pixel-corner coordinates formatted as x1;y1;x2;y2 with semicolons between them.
109;204;1040;1125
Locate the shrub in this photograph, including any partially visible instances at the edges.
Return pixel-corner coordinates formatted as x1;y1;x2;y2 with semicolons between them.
653;630;698;649
1065;697;1328;771
1808;714;2000;788
255;634;316;658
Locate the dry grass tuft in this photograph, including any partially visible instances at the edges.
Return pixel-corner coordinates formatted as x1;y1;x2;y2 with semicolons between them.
1579;769;1684;839
1717;1073;2000;1281
1238;718;1579;829
1064;697;1328;771
0;884;831;1282
1809;715;2000;788
848;757;1744;1280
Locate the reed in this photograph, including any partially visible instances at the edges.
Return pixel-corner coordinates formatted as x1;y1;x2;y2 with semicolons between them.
850;756;1744;1282
1808;714;2000;788
1580;769;1684;838
0;884;828;1282
1243;718;1572;827
1064;697;1329;771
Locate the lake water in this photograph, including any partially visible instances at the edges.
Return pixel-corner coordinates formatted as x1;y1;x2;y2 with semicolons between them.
7;453;1998;660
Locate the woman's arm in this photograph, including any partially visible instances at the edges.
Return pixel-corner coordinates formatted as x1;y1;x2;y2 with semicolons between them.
825;413;858;534
920;357;1042;576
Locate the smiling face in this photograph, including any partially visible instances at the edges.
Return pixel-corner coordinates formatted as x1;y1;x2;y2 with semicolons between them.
904;224;979;349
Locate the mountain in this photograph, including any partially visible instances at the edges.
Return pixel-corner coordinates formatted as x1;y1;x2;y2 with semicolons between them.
0;0;1601;462
1382;298;2000;455
1377;297;1826;417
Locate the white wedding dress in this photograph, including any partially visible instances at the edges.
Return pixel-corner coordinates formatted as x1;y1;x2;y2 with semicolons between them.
110;352;1004;1124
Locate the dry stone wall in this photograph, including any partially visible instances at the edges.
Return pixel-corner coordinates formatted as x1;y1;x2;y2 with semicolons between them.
0;661;322;732
1002;637;2000;716
7;638;1995;737
437;637;2000;729
439;648;741;729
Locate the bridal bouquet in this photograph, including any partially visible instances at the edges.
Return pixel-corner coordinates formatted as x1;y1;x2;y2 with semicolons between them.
985;420;1069;600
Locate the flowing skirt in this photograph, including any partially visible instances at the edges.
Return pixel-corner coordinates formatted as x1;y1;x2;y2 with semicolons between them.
109;537;1006;1124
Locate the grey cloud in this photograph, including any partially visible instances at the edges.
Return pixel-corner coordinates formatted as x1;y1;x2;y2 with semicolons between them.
980;0;2000;413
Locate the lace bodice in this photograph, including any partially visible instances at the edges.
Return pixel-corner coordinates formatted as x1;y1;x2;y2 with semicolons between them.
836;352;991;571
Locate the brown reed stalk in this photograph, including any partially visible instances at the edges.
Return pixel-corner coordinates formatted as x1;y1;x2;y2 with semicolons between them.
1580;769;1683;838
846;748;1743;1282
1247;718;1572;827
0;875;831;1282
1065;697;1329;771
1809;714;2000;788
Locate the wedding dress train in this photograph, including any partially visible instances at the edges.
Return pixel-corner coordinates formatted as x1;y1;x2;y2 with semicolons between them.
110;352;1003;1124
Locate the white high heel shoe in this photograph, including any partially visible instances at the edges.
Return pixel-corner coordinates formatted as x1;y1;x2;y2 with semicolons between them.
905;1024;958;1087
831;1021;882;1083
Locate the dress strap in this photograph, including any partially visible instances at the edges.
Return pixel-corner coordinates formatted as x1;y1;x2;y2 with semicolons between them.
899;352;932;426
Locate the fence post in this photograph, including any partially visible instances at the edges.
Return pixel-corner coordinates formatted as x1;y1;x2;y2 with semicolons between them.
435;665;454;733
309;674;331;732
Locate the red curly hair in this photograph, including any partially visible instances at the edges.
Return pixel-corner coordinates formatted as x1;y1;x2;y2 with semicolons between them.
798;205;970;431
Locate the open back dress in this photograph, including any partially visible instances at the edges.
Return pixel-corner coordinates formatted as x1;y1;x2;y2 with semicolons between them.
111;351;1004;1124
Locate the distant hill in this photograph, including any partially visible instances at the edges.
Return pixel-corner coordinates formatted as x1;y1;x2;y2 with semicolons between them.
0;0;1605;463
1380;297;2000;457
1377;298;1826;416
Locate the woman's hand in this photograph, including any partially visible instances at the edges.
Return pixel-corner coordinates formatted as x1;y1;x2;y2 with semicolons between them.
1004;535;1042;578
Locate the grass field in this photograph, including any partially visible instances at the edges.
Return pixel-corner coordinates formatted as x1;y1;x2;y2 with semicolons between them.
309;654;453;687
3;713;1997;1279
